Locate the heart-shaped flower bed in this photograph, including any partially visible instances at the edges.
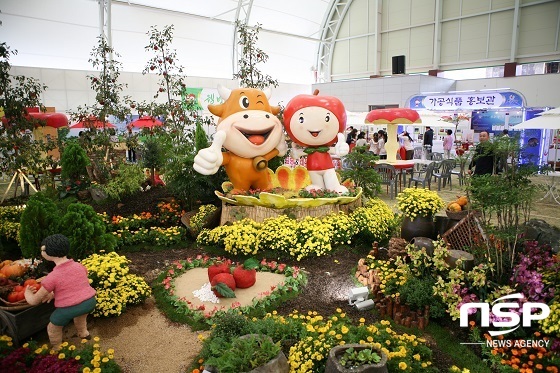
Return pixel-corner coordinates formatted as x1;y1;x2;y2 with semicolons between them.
153;255;307;330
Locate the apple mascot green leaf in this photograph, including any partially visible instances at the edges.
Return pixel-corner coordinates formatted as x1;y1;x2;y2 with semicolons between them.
211;272;236;298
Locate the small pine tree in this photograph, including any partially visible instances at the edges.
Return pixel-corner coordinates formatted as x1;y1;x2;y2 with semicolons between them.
19;193;59;258
60;142;90;181
58;203;116;259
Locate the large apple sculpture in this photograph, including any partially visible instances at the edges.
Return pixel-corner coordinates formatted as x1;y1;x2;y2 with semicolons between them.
283;90;349;194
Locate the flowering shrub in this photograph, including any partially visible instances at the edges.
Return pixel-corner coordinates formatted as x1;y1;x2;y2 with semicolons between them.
156;200;185;226
292;216;333;260
510;241;558;303
223;218;262;255
197;198;395;260
286;311;436;372
81;252;151;317
153;256;306;329
0;335;121;372
256;215;298;252
189;204;218;234
0;205;24;242
396;187;445;219
322;211;357;246
540;298;560;337
473;330;560;372
352;198;397;243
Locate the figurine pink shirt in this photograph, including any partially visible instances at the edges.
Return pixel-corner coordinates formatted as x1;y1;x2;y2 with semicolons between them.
283;90;349;194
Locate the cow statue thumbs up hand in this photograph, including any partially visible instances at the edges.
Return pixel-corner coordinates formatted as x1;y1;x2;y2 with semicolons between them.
194;130;226;175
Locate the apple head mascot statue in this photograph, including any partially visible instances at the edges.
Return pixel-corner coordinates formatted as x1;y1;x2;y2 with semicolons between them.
283;90;350;194
193;85;287;192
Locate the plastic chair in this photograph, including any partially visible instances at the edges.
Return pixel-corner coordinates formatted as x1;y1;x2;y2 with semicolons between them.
413;146;423;159
431;152;444;161
374;163;398;199
408;162;435;189
432;159;454;191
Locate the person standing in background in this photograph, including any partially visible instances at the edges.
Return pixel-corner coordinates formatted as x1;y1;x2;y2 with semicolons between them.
369;132;380;155
378;130;387;159
443;129;454;159
423;126;434;157
355;131;367;147
346;128;358;152
399;131;414;160
469;130;495;175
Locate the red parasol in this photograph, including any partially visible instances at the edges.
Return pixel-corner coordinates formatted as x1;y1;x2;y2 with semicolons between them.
28;112;69;128
70;116;115;129
364;108;421;124
130;116;163;129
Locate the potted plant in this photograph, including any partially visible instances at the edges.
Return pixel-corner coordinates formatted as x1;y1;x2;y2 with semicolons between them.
204;334;288;373
325;344;388;373
396;187;445;242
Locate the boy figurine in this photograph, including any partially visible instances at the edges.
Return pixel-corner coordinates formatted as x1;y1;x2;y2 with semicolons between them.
24;234;96;349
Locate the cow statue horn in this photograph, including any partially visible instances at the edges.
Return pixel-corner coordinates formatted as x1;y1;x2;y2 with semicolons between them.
217;85;232;100
263;87;272;100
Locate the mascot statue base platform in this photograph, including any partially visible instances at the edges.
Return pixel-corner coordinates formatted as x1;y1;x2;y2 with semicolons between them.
216;165;362;225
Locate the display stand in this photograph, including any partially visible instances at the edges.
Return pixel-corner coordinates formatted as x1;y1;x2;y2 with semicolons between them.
1;169;38;203
0;302;55;346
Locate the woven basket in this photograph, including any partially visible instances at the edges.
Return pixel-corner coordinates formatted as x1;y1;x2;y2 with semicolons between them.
0;297;33;311
445;209;469;221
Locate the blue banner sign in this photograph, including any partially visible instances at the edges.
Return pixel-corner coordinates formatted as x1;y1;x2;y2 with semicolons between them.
409;91;524;110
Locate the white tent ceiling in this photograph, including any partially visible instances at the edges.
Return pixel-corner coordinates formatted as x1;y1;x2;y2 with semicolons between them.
1;0;333;84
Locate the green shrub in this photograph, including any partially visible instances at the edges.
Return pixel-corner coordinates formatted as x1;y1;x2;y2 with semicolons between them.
399;276;446;319
0;205;24;242
18;193;59;258
204;335;281;373
58;203;116;259
102;163;146;200
339;146;381;199
140;135;167;185
60;141;90;181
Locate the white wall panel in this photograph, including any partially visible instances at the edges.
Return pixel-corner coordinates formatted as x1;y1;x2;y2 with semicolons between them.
349;0;369;35
410;25;435;68
462;0;491;16
368;36;377;72
492;0;513;11
412;0;436;24
517;2;560;56
383;30;409;73
331;40;350;76
442;0;461;19
459;15;489;61
382;0;412;30
440;21;460;63
488;11;514;59
349;38;369;72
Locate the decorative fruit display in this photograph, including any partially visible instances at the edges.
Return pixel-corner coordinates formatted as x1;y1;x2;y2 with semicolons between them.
447;195;469;211
210;273;236;298
207;261;231;282
232;258;259;289
0;260;28;279
0;277;40;304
